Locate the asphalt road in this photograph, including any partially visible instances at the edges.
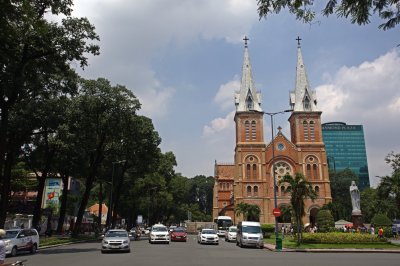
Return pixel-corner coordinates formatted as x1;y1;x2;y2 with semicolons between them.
5;235;400;266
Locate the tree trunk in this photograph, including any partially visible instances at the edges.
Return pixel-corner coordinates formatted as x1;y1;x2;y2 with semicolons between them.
0;108;10;228
98;181;103;227
56;173;69;234
32;172;47;229
111;167;125;228
0;152;14;228
72;173;95;237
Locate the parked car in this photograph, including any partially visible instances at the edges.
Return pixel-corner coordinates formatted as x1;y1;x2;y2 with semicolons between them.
101;229;131;253
224;225;237;242
197;229;219;245
149;224;170;244
170;227;187;242
236;221;264;249
4;228;39;257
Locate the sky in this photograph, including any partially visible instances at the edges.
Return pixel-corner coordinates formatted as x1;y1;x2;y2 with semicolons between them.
71;1;400;187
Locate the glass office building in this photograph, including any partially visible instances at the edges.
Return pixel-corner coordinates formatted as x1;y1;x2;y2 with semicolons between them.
322;122;370;190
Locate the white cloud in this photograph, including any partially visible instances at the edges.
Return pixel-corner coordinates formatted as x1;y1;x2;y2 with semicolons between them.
317;49;400;186
214;77;240;110
202;111;235;137
72;0;257;119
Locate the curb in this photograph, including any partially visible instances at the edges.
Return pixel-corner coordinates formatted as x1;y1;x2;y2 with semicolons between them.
263;243;400;253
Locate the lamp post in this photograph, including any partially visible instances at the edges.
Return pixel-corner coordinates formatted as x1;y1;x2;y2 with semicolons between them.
107;160;126;229
262;109;292;250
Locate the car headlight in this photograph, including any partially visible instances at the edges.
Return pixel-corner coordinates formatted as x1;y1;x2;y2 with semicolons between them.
150;234;156;238
123;240;128;244
103;240;108;244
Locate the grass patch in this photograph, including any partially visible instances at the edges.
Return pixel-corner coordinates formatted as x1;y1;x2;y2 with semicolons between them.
40;235;99;247
264;236;400;249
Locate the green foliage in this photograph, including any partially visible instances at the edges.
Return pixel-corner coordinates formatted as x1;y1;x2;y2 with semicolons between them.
235;202;261;221
316;210;335;233
279;173;316;245
261;224;275;238
325;168;358;221
301;232;388;244
257;0;400;30
371;213;392;227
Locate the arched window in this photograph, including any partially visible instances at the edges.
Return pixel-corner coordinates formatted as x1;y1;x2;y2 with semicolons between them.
246;95;253;110
312;164;318;180
254;186;258;196
219;183;223;190
281;186;285;195
315;186;320;196
306;164;311;179
304;95;310;110
253;164;257;179
245;121;250;141
246;164;251;178
309;121;315;141
303;120;309;141
251;121;257;141
275;185;279;193
247;186;252;197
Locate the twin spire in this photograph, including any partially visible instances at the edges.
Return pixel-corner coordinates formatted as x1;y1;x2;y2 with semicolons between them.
234;36;262;112
235;36;318;113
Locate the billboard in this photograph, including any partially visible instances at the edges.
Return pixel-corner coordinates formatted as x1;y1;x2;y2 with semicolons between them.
42;178;62;211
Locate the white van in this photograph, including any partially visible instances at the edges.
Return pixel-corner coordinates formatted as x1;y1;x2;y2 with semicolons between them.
236;221;264;249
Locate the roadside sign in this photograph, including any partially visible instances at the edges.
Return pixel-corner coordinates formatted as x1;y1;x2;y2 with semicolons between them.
272;208;281;217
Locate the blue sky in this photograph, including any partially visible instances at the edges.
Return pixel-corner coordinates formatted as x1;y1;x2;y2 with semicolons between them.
72;1;400;187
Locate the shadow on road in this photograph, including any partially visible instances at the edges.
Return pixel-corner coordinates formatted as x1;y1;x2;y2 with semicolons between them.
38;247;99;255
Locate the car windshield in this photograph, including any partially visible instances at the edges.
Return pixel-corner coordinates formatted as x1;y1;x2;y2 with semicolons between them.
242;226;261;234
229;227;237;232
152;227;167;232
4;230;19;239
202;229;216;234
173;228;186;233
105;231;128;237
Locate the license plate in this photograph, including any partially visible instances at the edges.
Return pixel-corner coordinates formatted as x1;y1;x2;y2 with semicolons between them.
111;246;120;249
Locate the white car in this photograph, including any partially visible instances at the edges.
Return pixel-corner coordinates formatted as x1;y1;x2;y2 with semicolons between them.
4;229;39;257
224;225;237;242
149;224;170;244
197;229;219;245
101;229;131;253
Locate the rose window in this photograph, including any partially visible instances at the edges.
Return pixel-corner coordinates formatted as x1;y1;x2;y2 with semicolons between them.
273;162;292;180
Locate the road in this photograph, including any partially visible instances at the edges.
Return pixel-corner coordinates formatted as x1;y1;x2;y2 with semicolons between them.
6;235;400;266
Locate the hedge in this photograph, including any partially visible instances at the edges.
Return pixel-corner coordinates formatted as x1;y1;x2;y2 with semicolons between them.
301;232;387;244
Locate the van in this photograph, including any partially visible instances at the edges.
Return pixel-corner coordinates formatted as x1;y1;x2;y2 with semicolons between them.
236;221;264;249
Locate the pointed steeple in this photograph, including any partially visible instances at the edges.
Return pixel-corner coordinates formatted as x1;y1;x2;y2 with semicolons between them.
235;36;262;112
290;37;318;112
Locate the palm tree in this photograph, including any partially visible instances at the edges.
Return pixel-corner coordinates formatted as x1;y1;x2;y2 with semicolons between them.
235;202;260;221
279;173;317;245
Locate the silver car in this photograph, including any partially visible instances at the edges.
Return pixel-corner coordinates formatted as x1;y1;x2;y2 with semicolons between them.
101;229;130;253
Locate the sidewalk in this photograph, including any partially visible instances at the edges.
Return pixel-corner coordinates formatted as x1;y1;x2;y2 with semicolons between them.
263;242;400;253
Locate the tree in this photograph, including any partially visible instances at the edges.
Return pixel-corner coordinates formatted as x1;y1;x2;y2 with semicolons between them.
235;202;261;221
66;78;140;236
257;0;400;30
360;187;397;223
371;213;392;227
279;173;316;245
0;0;99;227
316;209;334;233
377;152;400;218
327;168;358;221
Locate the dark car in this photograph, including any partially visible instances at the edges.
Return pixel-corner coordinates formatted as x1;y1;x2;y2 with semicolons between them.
170;227;187;242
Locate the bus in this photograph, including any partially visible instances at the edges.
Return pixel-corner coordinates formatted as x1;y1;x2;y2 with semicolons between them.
214;216;233;237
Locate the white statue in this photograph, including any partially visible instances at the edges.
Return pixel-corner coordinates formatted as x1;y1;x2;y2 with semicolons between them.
350;181;361;215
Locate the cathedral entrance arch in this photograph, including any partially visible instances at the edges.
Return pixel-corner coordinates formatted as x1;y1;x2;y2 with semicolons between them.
309;207;319;227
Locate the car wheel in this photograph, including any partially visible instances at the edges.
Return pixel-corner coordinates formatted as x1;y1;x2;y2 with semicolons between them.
31;244;37;254
259;244;264;249
101;250;105;254
11;246;18;257
127;249;131;253
239;240;243;248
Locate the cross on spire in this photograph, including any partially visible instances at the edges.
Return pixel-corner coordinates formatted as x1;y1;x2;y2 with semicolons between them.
296;36;302;47
243;36;249;48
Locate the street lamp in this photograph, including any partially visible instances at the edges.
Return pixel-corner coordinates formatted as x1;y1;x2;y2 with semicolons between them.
107;160;126;229
262;109;292;249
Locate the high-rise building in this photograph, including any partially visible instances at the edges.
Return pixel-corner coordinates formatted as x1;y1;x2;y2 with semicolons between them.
321;122;370;190
212;38;332;226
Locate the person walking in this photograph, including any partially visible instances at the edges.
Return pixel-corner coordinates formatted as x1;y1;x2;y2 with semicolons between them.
378;227;384;238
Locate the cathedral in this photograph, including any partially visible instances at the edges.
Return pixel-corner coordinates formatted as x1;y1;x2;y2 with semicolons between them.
212;37;332;225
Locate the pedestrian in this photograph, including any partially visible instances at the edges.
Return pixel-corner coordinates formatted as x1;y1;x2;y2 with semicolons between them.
370;225;375;235
281;226;285;239
378;227;384;238
0;229;6;265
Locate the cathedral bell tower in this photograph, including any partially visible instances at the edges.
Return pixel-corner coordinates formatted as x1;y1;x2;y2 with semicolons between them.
233;37;266;220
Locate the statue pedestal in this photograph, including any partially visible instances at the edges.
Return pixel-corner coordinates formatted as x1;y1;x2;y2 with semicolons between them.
351;212;363;230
